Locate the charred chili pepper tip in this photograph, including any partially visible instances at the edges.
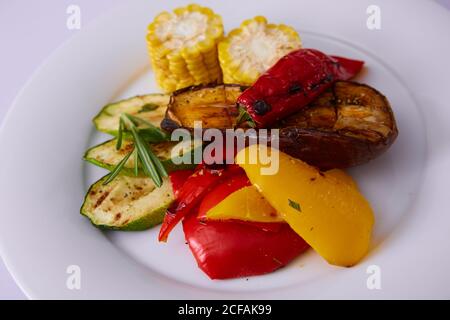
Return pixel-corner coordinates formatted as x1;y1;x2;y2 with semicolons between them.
253;100;272;116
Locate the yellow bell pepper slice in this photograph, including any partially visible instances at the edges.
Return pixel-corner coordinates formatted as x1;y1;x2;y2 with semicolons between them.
206;185;283;223
236;144;374;267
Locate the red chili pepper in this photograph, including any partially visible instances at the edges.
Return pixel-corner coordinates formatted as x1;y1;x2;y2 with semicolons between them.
158;164;243;242
237;48;364;127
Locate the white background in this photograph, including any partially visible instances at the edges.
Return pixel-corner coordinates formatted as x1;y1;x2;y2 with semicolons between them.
0;0;449;300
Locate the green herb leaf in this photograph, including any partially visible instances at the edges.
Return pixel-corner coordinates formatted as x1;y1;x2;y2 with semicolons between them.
288;199;301;212
125;113;158;130
133;147;139;177
125;113;169;142
129;123;162;187
116;117;124;150
236;105;256;128
147;145;168;178
106;113;167;187
103;149;133;185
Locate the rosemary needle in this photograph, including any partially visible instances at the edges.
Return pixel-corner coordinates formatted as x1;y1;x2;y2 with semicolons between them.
148;146;168;178
126;113;168;142
103;113;168;187
103;150;133;185
129;121;163;187
116;117;124;150
133;147;139;177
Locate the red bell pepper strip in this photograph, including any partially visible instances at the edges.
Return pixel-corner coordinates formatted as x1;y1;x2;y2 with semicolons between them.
185;173;306;279
183;214;309;279
171;167;308;279
237;48;364;127
159;164;244;242
169;169;195;198
197;173;250;218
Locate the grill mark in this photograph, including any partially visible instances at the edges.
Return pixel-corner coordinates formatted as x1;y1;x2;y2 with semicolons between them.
94;191;110;209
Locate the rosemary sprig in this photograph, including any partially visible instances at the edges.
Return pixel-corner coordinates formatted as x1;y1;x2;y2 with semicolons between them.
129;122;163;187
126;113;169;142
103;113;168;187
103;149;133;185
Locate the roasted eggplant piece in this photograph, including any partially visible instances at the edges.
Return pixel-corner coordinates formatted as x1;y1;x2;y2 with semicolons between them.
277;81;398;169
162;84;244;131
161;82;398;169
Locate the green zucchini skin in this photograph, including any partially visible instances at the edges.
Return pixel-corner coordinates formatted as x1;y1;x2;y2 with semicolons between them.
80;174;174;231
93;94;170;136
83;139;199;175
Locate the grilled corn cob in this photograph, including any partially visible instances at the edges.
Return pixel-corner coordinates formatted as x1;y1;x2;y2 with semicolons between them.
218;16;301;86
147;4;224;93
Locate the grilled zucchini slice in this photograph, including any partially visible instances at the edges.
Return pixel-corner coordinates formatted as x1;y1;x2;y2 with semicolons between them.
81;174;174;230
84;139;199;174
94;94;170;135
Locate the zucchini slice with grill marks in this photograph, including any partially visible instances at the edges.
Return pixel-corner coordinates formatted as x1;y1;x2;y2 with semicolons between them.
84;139;200;174
81;174;174;230
94;94;170;135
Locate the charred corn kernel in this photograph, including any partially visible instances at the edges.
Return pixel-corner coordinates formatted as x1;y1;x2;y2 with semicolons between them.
218;16;302;86
147;4;224;92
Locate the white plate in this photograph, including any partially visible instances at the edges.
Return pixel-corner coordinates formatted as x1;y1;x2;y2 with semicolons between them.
1;0;449;299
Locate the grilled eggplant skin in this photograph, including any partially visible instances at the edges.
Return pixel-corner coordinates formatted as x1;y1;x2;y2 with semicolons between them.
277;81;398;169
277;127;393;170
161;81;398;170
